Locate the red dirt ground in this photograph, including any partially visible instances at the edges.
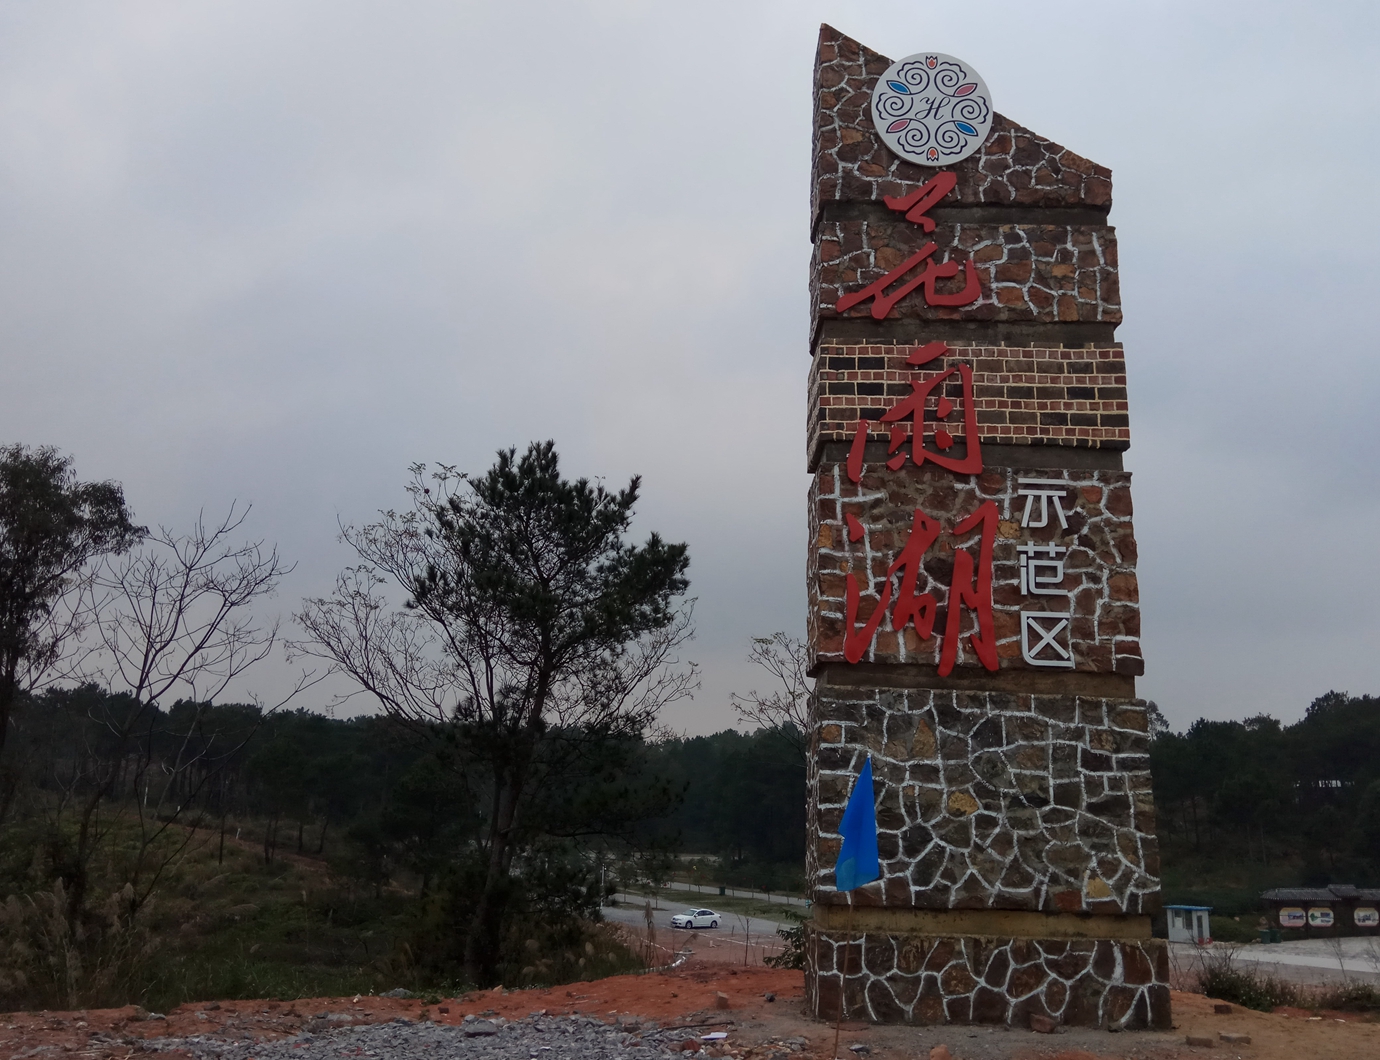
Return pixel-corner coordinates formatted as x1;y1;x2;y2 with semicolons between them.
2;962;1377;1060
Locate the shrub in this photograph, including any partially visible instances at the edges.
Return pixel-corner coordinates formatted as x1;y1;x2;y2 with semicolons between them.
0;881;159;1011
764;911;807;970
1198;955;1297;1012
1317;982;1380;1011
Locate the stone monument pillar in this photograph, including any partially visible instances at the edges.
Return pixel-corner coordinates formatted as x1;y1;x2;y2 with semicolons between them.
803;26;1170;1030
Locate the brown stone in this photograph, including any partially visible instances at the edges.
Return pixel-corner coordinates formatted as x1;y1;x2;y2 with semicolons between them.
1007;961;1046;999
815;974;842;1020
1085;877;1112;900
864;979;906;1022
1062;973;1104;1027
916;976;945;1024
1044;943;1092;981
1149;984;1172;1030
1029;1013;1057;1033
947;791;979;816
940;961;977;996
1042;976;1068;1015
1121;943;1153;985
971;986;1008;1024
1091;940;1116;980
982;946;1011;989
1103;984;1135;1026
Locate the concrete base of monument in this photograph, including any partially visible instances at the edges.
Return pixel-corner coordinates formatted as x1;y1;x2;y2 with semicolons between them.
804;925;1171;1030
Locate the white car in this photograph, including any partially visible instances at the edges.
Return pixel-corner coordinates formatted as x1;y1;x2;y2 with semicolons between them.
670;908;720;929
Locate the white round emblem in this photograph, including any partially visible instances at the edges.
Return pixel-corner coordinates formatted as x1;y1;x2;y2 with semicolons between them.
870;53;993;166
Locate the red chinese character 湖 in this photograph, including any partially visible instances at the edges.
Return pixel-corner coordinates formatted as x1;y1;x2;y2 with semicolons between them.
840;501;999;676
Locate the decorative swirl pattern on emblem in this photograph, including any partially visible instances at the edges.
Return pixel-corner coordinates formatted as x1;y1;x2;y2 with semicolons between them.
870;52;993;167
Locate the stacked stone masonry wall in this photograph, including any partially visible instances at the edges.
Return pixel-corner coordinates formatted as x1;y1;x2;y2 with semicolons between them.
805;930;1170;1030
810;26;1118;342
812;28;1113;223
808;343;1130;465
812;220;1120;333
802;23;1163;1031
806;688;1159;915
808;464;1142;676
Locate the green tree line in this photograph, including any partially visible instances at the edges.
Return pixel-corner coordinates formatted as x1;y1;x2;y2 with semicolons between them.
1;690;806;892
1151;692;1380;909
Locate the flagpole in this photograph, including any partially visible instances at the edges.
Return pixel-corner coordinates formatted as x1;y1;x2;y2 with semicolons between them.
832;900;855;1060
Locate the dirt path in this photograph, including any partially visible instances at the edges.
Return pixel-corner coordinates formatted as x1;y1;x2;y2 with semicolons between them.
2;962;1377;1060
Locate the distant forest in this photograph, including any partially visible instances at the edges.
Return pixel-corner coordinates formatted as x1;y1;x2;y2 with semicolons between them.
0;688;807;897
1151;690;1380;911
5;682;1380;1007
7;686;1380;907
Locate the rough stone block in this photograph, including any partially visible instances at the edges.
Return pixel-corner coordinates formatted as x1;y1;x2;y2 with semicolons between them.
809;687;1159;913
804;926;1169;1029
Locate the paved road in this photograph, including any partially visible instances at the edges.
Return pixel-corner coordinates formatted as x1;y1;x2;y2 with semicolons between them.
1170;939;1380;983
660;880;809;908
602;893;786;940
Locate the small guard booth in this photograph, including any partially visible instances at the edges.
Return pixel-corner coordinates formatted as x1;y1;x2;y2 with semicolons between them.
1165;905;1211;944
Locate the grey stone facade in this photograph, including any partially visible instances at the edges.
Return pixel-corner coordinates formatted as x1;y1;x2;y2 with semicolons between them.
807;688;1159;915
805;930;1171;1029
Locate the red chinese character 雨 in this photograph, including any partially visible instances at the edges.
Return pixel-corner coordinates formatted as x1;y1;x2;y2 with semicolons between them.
846;341;982;482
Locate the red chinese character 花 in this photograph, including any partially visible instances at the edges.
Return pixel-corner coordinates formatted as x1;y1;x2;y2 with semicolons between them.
832;172;981;320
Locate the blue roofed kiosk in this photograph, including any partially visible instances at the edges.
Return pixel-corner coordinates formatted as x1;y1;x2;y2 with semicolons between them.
1164;905;1211;945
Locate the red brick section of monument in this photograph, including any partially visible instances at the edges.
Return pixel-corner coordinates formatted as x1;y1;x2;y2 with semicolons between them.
801;24;1168;1033
808;343;1129;467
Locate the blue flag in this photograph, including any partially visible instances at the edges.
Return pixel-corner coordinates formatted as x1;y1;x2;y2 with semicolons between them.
834;756;880;891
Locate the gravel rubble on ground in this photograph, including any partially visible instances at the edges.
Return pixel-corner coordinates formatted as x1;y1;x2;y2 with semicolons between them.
144;1013;704;1060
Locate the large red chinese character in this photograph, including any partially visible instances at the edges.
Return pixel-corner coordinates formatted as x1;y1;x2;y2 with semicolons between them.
832;172;981;320
842;508;941;664
940;501;999;676
840;502;998;676
846;341;982;483
834;247;980;320
883;171;956;230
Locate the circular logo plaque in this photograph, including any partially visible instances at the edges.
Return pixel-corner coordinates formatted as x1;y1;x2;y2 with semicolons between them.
871;53;993;166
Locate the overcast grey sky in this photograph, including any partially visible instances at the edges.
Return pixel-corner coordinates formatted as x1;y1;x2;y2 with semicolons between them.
1;1;1376;734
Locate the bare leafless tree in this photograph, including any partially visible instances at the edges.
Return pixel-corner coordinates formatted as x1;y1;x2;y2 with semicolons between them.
729;632;811;754
53;505;309;918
